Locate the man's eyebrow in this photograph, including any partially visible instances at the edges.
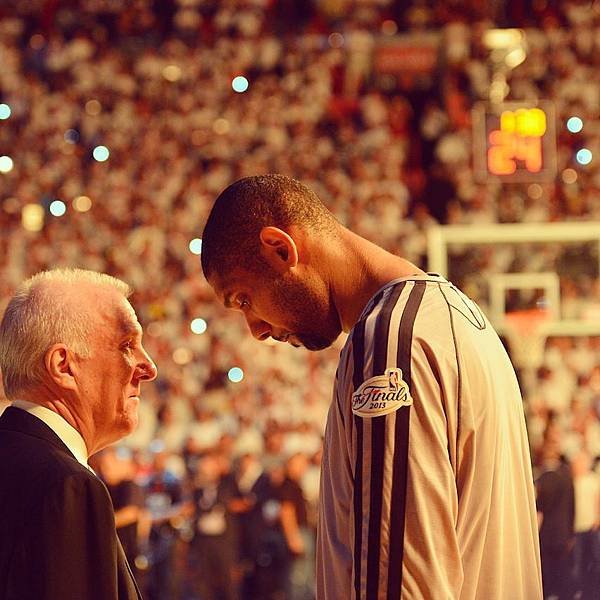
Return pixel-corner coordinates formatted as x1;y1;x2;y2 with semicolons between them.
120;321;143;337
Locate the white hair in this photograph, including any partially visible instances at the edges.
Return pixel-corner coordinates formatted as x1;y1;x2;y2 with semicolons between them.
0;268;132;399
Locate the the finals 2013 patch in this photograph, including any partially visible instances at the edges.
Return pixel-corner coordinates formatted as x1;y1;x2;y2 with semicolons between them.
351;367;412;418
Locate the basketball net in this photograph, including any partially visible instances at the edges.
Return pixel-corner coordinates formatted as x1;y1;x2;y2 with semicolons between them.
503;308;551;371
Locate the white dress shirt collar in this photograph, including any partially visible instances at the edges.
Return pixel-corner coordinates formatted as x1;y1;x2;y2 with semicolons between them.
11;399;90;468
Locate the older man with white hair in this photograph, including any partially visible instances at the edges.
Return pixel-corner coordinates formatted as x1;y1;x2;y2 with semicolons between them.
0;268;157;600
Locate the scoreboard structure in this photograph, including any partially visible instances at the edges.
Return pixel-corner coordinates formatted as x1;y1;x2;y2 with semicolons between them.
472;101;557;183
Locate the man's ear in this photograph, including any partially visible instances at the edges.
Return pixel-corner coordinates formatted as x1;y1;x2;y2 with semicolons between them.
44;344;78;392
259;227;299;272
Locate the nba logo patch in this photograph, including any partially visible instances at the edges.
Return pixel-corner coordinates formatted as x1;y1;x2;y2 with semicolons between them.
352;368;412;418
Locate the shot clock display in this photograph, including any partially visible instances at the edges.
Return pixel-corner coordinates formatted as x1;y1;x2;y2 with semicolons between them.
473;102;557;182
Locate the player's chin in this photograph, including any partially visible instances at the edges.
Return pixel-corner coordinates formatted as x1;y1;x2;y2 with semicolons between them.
298;333;336;352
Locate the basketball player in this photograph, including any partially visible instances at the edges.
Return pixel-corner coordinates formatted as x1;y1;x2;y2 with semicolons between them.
201;175;542;599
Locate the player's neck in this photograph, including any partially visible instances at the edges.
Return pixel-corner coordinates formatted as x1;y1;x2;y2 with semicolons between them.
330;228;425;332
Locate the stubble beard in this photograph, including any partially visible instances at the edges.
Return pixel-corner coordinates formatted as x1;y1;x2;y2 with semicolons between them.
272;276;341;351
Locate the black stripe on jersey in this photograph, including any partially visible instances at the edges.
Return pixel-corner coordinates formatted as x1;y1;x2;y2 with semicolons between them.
387;281;426;599
352;317;366;600
351;288;386;600
365;283;407;600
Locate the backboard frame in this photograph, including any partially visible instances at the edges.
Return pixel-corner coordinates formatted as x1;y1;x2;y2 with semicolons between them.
489;272;560;334
427;222;600;337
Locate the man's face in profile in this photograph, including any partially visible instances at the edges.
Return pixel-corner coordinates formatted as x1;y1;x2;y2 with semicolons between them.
75;290;157;446
210;267;342;351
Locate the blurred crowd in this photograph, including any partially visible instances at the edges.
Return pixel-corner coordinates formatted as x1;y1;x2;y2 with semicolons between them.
90;444;318;600
1;0;600;598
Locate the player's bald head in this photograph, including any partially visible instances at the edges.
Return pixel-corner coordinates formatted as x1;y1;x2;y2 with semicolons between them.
200;174;337;282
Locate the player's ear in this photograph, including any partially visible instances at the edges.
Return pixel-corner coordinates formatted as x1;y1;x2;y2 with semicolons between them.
44;344;78;392
259;226;298;272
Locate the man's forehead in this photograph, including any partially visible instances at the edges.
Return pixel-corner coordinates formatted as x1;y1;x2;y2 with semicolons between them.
96;291;141;335
115;301;142;335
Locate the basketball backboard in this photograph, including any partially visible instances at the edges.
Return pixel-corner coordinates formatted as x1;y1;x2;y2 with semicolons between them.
427;221;600;337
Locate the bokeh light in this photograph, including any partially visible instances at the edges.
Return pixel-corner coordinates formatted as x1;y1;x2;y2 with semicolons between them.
381;20;398;36
29;34;45;49
73;195;92;212
189;238;202;255
232;76;249;93
135;555;149;571
576;148;592;165
49;200;66;217
0;156;14;173
566;116;583;133
22;204;44;232
213;118;230;135
0;104;11;120
64;129;80;144
527;184;543;200
172;347;193;365
562;168;578;184
85;99;102;115
190;318;208;334
228;367;244;383
328;32;345;48
162;65;182;82
93;145;110;162
146;322;163;337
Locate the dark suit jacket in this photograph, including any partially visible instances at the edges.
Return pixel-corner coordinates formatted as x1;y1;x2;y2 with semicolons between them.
0;406;142;600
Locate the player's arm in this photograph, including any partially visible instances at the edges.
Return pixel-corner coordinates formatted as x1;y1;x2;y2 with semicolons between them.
349;347;462;598
348;282;462;599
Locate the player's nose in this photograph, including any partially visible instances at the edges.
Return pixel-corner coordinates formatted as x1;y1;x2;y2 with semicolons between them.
136;345;158;381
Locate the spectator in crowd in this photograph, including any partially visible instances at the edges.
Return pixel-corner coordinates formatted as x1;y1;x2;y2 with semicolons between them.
224;453;272;600
189;450;238;600
280;453;314;600
95;446;152;578
571;450;600;599
251;457;292;600
144;449;189;600
536;418;576;600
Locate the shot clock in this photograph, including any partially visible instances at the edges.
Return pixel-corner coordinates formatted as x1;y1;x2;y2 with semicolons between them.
473;102;557;182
